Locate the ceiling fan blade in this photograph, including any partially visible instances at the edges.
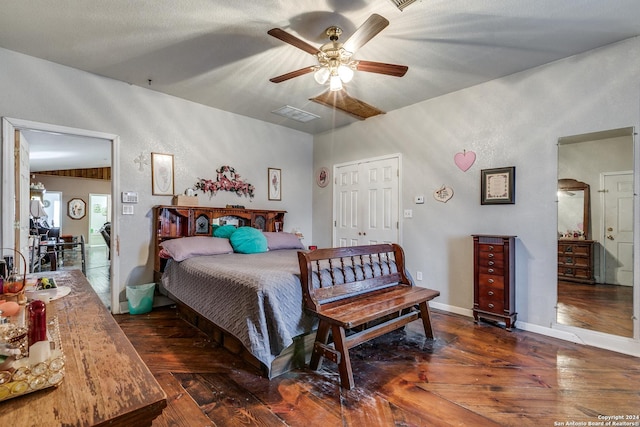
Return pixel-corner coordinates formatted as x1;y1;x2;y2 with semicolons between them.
342;14;389;54
268;28;321;55
310;89;385;120
269;66;316;83
356;60;408;77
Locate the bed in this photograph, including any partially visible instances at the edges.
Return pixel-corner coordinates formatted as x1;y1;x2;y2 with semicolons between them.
153;205;316;377
161;249;316;376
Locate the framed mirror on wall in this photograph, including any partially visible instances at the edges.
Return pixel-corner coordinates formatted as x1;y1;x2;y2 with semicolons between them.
556;127;635;338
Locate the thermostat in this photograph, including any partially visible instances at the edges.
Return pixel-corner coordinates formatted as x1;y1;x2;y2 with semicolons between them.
121;191;138;203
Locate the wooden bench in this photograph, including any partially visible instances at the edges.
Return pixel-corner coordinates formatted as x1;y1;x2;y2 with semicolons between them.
297;243;440;389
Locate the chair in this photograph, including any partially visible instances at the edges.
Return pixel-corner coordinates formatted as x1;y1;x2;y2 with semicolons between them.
100;222;111;259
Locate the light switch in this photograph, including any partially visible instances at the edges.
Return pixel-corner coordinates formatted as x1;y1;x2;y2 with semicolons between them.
123;205;134;215
414;195;424;204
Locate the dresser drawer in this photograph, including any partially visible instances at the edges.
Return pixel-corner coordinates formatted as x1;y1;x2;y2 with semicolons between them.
558;242;591;256
558;266;592;280
558;255;590;268
479;273;504;287
478;264;505;276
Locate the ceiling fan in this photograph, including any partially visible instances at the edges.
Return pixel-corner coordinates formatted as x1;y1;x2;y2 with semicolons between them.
268;14;408;120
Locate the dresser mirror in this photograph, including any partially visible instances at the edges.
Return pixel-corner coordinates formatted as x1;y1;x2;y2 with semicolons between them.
556;127;635;338
557;179;590;240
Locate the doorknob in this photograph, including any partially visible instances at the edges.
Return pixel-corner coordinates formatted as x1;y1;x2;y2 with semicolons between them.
607;227;613;231
607;235;615;240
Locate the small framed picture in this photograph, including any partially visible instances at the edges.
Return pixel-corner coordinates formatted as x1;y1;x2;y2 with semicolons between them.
268;168;281;201
67;198;86;220
151;152;175;196
481;167;515;205
316;167;330;188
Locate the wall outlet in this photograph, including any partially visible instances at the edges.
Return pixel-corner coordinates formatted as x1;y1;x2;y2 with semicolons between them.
416;271;423;281
404;209;413;218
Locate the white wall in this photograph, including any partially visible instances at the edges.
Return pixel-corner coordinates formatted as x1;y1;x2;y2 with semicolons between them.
0;47;313;306
313;37;640;344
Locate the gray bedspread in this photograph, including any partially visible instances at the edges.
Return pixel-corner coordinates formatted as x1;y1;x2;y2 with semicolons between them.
161;249;316;374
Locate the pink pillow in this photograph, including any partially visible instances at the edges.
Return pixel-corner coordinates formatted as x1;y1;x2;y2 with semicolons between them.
160;236;233;261
263;232;305;250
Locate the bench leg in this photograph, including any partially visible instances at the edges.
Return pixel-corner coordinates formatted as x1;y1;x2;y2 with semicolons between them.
310;320;331;371
331;325;354;390
418;301;435;340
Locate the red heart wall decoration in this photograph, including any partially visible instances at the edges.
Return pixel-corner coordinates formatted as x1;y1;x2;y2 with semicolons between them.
454;150;476;172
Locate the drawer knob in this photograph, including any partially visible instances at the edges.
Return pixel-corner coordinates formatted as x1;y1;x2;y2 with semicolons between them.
488;253;494;258
488;268;494;273
488;291;494;296
488;303;494;309
488;246;494;251
488;261;494;266
488;279;494;284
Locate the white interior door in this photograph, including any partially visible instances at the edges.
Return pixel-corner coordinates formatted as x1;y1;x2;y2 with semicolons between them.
89;193;111;246
602;171;634;286
334;155;400;247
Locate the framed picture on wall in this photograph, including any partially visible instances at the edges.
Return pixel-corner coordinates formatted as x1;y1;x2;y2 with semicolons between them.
151;152;175;196
481;166;515;205
316;167;330;188
268;168;281;201
67;198;86;220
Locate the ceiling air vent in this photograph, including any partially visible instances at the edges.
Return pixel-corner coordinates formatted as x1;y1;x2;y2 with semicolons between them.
272;105;320;123
389;0;418;11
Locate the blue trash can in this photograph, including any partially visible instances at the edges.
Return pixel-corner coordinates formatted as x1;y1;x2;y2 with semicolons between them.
126;283;155;315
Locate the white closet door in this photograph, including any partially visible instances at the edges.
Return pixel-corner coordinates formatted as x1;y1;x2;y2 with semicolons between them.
334;155;399;247
603;172;634;286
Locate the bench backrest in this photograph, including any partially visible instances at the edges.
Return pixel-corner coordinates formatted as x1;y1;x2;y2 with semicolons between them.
297;243;412;313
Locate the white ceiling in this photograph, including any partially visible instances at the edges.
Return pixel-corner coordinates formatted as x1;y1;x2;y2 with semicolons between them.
23;130;111;173
3;0;640;169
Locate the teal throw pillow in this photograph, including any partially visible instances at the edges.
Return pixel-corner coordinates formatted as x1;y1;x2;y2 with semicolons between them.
213;224;237;239
229;227;268;254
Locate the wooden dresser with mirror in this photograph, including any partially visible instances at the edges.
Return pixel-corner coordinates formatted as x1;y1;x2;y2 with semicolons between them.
557;178;595;284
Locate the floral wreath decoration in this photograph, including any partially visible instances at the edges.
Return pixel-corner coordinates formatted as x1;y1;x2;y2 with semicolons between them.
195;165;255;199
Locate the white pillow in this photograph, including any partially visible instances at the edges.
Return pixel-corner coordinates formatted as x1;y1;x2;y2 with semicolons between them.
160;236;233;261
263;232;305;250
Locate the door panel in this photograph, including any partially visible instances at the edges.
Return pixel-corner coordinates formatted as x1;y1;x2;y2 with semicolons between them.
16;131;30;255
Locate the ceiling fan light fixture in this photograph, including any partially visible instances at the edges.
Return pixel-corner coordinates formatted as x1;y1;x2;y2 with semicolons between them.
338;65;354;83
314;67;330;84
329;74;343;91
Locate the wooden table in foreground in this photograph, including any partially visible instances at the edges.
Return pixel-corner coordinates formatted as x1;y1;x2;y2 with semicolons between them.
0;270;167;426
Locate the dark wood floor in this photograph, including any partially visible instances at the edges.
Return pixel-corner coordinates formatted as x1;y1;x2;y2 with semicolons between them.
114;307;640;427
557;280;634;337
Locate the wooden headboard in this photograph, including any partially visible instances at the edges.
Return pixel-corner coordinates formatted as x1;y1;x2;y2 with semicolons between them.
153;205;286;276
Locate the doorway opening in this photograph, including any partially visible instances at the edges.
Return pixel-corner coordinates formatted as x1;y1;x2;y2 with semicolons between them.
1;117;120;313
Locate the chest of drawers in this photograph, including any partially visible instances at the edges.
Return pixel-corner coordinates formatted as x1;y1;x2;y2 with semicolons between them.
472;235;517;331
557;240;595;284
